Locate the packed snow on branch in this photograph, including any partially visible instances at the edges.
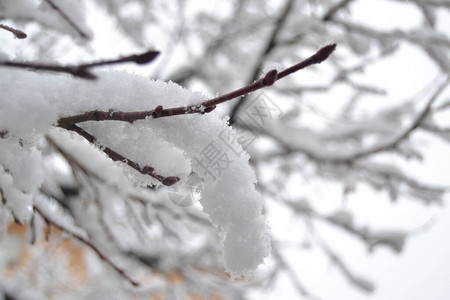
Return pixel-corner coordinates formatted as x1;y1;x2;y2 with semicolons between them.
0;69;270;277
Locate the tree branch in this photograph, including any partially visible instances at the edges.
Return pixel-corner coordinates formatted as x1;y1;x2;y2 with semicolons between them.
57;44;336;127
322;0;354;21
0;50;159;79
229;0;296;124
0;24;27;39
65;124;179;186
55;45;335;188
252;75;449;164
33;205;140;286
42;0;89;39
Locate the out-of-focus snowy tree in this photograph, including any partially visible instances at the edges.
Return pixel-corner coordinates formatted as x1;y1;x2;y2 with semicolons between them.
1;0;450;299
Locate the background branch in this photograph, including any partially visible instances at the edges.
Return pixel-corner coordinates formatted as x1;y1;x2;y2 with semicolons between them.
58;44;336;127
42;0;89;39
33;205;140;286
0;50;159;79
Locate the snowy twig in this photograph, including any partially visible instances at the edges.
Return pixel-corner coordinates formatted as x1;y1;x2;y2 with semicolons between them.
57;44;336;127
65;124;180;186
42;0;89;39
0;24;27;39
33;205;140;286
55;45;335;187
0;50;159;79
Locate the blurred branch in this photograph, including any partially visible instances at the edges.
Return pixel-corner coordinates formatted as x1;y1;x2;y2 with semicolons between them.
0;50;159;79
345;76;450;161
314;234;375;292
229;0;296;124
322;0;354;21
0;24;27;39
256;76;449;163
387;0;450;8
33;204;140;286
168;1;261;84
42;0;89;39
271;245;319;299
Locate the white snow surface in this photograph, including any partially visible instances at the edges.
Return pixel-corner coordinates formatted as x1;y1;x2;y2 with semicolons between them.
0;69;270;277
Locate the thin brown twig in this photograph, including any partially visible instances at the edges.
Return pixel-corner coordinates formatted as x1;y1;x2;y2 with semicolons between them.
0;24;27;39
65;124;179;186
0;50;160;80
33;205;140;286
55;45;335;187
42;0;89;39
57;44;336;127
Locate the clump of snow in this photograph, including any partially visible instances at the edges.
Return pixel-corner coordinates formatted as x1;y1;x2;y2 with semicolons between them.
0;69;270;277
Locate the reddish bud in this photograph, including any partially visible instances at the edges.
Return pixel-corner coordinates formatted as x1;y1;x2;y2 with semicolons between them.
141;166;155;174
15;31;27;39
262;69;278;86
152;105;163;118
315;43;337;63
203;105;216;113
162;176;180;186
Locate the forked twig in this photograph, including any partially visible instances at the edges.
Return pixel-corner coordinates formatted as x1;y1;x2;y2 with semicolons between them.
56;44;336;185
58;44;336;126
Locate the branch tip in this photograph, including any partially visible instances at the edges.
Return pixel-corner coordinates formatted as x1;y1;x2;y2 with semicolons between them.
0;24;27;39
132;50;160;64
162;176;180;186
316;43;337;63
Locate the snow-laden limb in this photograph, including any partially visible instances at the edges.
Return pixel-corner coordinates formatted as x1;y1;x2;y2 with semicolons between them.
0;69;270;277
